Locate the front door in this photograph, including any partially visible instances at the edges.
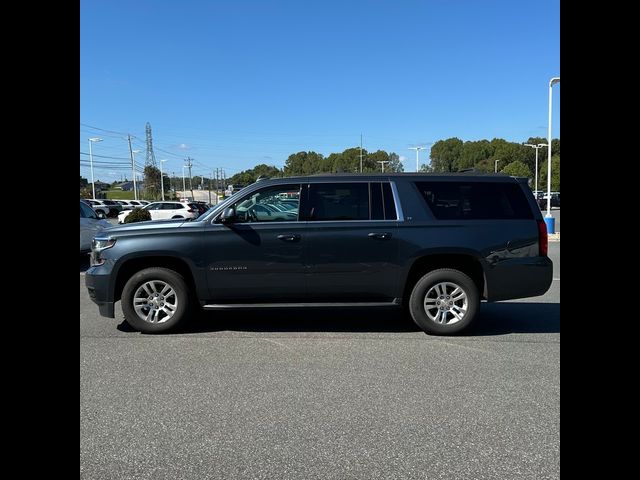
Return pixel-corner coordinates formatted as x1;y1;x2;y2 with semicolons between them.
203;183;307;302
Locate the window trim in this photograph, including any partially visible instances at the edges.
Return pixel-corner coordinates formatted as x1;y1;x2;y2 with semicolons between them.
209;180;404;225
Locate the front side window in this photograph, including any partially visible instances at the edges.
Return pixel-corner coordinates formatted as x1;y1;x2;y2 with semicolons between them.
231;184;301;222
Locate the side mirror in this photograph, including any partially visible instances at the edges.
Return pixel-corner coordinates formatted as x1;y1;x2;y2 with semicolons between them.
96;212;107;219
220;207;237;224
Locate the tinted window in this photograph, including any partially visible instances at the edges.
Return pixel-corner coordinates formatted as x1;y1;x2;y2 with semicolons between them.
307;183;369;221
415;181;533;220
370;182;398;221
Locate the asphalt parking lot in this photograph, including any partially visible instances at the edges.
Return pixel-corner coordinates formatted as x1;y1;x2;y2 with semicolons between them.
80;243;560;480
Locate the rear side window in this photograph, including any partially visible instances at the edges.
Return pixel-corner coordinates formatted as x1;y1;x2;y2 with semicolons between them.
415;181;533;220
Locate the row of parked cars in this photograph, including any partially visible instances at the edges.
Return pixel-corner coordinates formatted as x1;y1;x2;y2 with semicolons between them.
81;199;214;252
117;201;211;223
533;191;560;209
82;199;151;218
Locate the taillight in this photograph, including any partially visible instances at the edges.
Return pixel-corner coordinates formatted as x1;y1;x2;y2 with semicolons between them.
537;220;548;256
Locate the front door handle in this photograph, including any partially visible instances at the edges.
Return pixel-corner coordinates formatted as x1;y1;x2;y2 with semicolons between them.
368;232;392;240
277;233;301;242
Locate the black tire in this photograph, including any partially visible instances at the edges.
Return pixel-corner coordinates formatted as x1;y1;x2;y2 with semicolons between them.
408;268;480;335
121;267;192;333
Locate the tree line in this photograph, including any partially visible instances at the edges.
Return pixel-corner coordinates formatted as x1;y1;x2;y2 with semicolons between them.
227;137;560;191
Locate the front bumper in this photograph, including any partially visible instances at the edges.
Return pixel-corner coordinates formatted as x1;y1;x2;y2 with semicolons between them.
85;267;115;318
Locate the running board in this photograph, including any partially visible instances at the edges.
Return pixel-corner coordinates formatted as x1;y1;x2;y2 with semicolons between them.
202;299;401;310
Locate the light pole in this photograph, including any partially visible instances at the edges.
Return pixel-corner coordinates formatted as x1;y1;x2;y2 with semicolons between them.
495;159;500;173
377;161;389;172
408;147;426;172
160;159;168;201
131;149;141;200
545;77;560;233
88;137;102;199
524;143;548;193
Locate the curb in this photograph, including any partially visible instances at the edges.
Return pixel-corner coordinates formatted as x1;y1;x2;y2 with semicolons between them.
548;233;560;242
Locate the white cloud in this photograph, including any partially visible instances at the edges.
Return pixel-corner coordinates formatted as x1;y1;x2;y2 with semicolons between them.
399;155;407;162
178;143;189;150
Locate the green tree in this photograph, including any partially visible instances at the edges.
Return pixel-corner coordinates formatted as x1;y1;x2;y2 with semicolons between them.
387;152;404;172
430;138;463;172
80;175;88;189
283;151;325;175
500;160;531;178
458;140;493;170
143;165;161;200
539;154;560;191
228;164;282;185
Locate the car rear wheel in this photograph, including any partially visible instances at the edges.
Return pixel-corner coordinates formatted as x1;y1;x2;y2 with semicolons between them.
121;267;192;333
408;268;479;335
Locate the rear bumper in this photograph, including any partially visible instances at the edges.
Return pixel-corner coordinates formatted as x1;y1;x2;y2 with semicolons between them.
85;268;115;318
485;256;553;301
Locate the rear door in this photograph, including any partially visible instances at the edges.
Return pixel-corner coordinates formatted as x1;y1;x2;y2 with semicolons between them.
303;181;400;302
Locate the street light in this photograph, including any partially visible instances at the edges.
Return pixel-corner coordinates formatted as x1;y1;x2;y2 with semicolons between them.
131;149;141;201
160;159;168;201
495;159;500;173
545;76;560;233
524;143;548;193
88;137;102;199
377;160;389;172
408;147;426;172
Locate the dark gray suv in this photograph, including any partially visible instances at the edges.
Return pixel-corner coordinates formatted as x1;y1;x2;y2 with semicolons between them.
85;174;552;335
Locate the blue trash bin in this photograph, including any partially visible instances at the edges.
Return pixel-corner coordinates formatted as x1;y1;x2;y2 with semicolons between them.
544;216;555;234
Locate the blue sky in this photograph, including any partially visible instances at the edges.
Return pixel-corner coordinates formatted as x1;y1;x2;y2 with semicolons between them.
80;0;560;183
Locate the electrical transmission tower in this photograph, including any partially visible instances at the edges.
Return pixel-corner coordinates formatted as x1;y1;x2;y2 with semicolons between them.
145;122;157;168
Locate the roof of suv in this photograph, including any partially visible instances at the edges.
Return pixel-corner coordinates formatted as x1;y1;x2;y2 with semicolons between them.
248;172;519;187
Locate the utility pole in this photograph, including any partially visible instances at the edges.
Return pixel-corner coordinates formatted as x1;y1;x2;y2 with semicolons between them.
208;172;212;204
408;146;426;173
215;168;220;202
185;157;194;200
360;133;363;173
377;161;389;172
127;135;139;200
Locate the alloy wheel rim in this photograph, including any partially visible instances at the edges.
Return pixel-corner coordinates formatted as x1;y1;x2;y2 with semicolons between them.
423;281;468;325
133;280;178;324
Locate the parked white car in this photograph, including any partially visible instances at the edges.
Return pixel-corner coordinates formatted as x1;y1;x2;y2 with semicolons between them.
80;201;111;253
117;201;200;224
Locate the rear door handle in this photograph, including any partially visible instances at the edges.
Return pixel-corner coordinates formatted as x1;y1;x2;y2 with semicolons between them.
277;234;301;242
368;232;392;240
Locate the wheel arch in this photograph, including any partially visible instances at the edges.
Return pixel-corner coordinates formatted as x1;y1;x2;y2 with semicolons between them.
114;256;197;303
402;253;486;305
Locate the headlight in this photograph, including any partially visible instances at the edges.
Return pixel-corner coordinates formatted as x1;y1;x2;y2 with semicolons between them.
90;237;116;266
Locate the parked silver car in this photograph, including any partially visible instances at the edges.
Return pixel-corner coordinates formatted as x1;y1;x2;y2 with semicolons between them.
80;201;111;253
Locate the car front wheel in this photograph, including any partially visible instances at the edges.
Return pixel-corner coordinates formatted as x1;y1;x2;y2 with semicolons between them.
121;267;192;333
408;268;479;335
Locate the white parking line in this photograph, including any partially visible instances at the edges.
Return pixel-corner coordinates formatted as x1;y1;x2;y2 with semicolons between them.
553;278;560;281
